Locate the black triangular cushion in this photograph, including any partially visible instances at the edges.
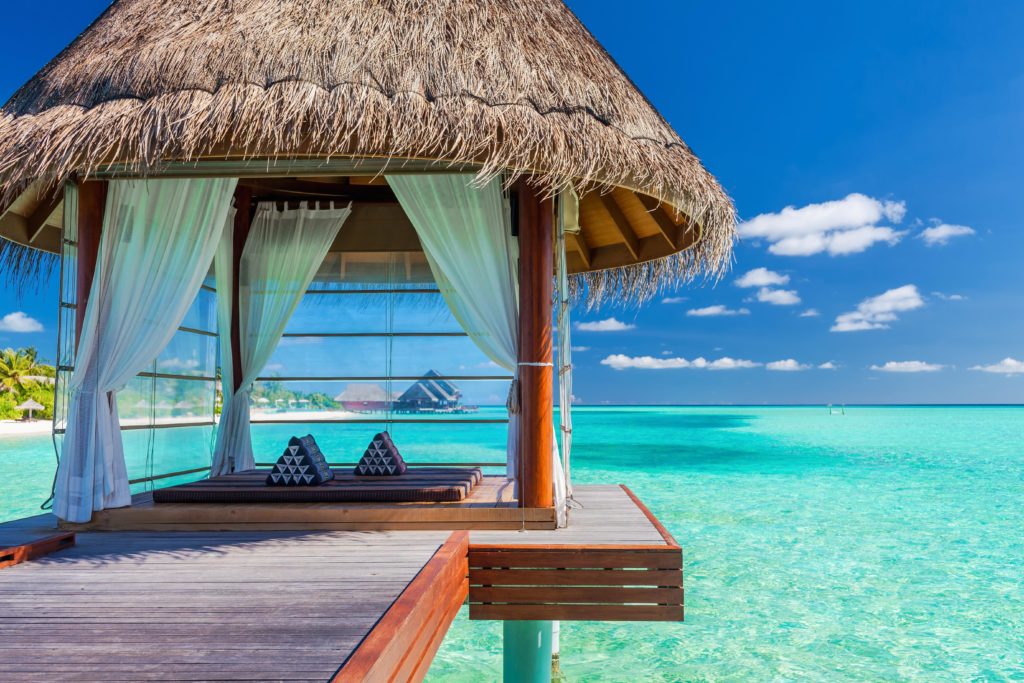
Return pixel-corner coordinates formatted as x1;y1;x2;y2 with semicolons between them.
354;431;407;476
266;434;335;486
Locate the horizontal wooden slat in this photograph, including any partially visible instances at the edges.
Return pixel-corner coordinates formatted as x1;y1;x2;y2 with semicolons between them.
469;603;684;622
469;585;682;605
469;548;681;570
470;568;681;587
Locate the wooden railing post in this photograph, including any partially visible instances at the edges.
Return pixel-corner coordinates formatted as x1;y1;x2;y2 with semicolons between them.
74;180;108;351
517;181;554;510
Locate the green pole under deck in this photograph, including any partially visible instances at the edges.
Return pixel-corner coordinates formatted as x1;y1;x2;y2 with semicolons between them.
503;620;553;683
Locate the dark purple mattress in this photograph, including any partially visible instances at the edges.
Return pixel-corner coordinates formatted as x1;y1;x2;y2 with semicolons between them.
152;467;483;504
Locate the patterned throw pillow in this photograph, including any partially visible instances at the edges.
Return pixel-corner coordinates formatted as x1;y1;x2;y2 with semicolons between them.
354;431;408;476
266;434;335;486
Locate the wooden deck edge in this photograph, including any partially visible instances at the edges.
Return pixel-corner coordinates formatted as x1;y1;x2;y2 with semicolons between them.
332;531;469;683
0;532;76;570
619;484;681;549
59;504;557;531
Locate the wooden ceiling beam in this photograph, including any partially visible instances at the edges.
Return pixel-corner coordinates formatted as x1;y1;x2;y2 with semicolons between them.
26;187;64;243
636;194;680;249
565;232;591;270
237;178;397;203
598;192;639;261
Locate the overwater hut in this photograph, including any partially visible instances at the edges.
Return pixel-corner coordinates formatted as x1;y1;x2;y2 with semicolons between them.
335;383;392;412
0;1;734;680
394;370;463;413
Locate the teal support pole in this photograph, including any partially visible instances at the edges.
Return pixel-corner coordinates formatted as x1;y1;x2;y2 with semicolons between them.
503;620;553;683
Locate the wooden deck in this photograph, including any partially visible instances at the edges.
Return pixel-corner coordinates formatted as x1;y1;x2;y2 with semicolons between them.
0;484;682;680
63;475;558;532
0;527;458;681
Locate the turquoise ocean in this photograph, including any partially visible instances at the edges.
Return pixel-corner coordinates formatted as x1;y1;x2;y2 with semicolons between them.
2;406;1023;681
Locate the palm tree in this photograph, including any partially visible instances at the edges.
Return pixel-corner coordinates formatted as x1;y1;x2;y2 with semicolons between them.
0;348;40;394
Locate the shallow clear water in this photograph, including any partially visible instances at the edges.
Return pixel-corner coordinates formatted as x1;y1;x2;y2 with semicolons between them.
3;406;1023;681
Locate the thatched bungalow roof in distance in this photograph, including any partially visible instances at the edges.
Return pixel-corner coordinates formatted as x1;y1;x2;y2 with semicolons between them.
0;0;735;302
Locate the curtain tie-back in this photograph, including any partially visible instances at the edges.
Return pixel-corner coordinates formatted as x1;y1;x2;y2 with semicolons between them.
518;361;553;367
506;377;521;415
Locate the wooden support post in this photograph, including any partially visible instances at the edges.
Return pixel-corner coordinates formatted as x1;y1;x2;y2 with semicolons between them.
230;186;253;392
504;620;554;683
517;182;554;510
75;180;108;351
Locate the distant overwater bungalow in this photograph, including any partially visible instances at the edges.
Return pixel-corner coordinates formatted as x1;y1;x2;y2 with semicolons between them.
0;0;735;680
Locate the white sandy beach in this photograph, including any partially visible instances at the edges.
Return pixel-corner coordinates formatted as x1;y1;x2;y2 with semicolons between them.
0;420;52;437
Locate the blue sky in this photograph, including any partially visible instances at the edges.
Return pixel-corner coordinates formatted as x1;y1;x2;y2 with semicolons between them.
1;1;1022;404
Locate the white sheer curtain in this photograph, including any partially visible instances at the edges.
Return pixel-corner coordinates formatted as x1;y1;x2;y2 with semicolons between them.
54;178;238;523
211;202;351;476
388;174;567;526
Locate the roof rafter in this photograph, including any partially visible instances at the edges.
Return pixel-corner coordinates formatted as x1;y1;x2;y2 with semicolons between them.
598;192;639;261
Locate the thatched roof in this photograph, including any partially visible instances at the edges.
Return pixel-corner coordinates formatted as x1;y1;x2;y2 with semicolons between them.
0;0;735;302
15;398;45;411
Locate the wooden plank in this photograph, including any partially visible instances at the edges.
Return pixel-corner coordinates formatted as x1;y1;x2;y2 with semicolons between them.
333;531;468;683
598;191;640;260
0;529;449;681
635;193;682;248
0;532;75;570
620;484;681;549
470;603;684;622
470;548;681;570
26;186;63;243
470;585;682;605
565;231;591;269
390;575;468;683
469;568;682;587
408;578;468;682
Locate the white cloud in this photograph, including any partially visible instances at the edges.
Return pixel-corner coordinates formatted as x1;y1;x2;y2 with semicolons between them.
601;354;760;371
686;305;750;317
919;223;975;247
160;358;200;371
831;285;924;332
932;291;967;302
575;318;635;332
661;296;688;304
570;346;590;352
702;357;761;370
0;312;43;333
818;361;838;370
757;288;801;306
766;359;811;371
601;355;690;370
735;267;789;288
799;309;820;318
739;193;907;256
870;360;945;373
970;358;1024;375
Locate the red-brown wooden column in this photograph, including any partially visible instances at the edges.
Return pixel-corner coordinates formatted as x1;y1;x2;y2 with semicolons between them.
75;180;108;351
230;186;253;393
517;182;554;509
